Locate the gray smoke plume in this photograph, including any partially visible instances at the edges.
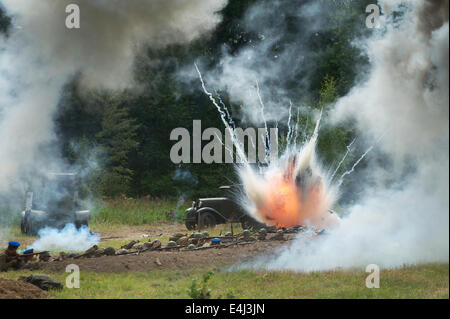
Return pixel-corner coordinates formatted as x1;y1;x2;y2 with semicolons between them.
0;0;227;240
197;0;448;271
256;0;449;271
183;0;335;125
2;0;227;88
0;0;226;191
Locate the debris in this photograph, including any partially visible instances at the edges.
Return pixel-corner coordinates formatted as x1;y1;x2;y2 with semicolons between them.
166;241;177;248
169;233;185;242
19;274;63;291
188;238;198;245
151;239;161;249
81;245;99;258
177;236;189;246
286;225;304;233
39;251;51;262
143;242;153;250
201;232;209;238
272;229;285;240
54;252;67;261
121;240;137;250
155;258;162;266
116;249;128;255
258;228;267;240
93;248;105;257
104;247;116;256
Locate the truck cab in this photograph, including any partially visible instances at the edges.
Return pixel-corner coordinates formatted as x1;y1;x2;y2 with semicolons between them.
20;173;90;236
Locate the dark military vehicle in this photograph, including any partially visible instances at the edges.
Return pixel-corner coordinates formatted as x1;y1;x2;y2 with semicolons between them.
20;173;91;236
184;185;265;230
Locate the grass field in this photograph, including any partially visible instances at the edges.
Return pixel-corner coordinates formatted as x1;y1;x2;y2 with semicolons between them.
89;197;189;231
1;198;448;299
1;263;448;299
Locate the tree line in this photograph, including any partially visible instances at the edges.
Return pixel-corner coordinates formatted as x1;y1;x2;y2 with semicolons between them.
1;0;374;203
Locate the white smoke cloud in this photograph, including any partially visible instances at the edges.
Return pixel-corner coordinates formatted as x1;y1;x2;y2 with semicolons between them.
0;0;227;242
182;0;334;125
0;0;227;193
258;0;449;271
29;223;100;252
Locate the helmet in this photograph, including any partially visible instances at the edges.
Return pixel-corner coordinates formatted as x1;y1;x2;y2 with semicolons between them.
242;229;251;236
166;241;177;248
8;241;20;248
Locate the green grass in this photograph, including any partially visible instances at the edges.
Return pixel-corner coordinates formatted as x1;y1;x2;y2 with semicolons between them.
88;198;189;230
1;263;448;299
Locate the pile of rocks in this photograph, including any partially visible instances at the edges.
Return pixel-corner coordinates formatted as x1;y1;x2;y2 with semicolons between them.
72;226;314;258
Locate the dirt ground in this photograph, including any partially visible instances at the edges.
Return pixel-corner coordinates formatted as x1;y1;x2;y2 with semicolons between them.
4;222;298;274
97;222;188;242
38;222;297;273
43;239;288;273
0;278;49;299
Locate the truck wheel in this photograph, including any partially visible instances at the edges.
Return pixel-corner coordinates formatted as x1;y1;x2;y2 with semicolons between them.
185;221;196;230
199;211;217;229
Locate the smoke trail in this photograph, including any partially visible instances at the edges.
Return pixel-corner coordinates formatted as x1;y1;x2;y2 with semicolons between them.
330;138;356;181
337;144;374;187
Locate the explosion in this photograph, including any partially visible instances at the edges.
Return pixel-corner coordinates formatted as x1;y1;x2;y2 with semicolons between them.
195;65;342;231
240;117;339;230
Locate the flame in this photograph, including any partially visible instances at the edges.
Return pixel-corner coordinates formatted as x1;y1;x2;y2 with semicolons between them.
255;167;334;229
241;136;340;230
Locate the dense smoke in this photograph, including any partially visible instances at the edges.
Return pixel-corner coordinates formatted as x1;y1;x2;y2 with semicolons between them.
196;0;448;271
247;0;448;271
189;0;334;125
0;0;227;239
29;224;100;252
0;0;226;191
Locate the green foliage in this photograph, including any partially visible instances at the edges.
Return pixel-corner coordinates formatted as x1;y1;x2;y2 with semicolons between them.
188;271;214;299
1;264;448;299
94;93;140;197
90;197;188;227
53;0;368;203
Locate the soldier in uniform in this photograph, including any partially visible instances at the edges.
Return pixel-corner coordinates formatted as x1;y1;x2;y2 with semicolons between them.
0;241;24;272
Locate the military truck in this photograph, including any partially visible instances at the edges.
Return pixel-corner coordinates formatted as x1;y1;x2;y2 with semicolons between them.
184;185;265;230
20;173;91;236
